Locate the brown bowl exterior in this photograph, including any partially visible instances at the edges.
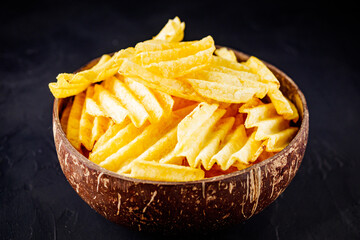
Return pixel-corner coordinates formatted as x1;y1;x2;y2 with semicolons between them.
52;48;309;233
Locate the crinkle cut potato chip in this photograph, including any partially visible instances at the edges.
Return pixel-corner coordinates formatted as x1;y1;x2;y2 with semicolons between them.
50;16;300;181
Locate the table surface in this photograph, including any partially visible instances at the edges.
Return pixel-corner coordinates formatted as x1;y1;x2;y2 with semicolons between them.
1;0;359;239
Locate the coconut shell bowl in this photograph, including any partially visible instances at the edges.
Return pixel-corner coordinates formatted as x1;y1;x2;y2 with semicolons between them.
52;47;309;233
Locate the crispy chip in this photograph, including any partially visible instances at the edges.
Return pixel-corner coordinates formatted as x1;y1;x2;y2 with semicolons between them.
66;91;86;150
230;132;265;170
129;161;204;182
85;97;105;116
265;127;298;152
175;108;226;168
185;78;264;103
60;100;72;132
211;124;247;170
211;56;250;72
177;102;218;142
99;115;181;171
104;76;149;127
91;116;111;148
119;59;205;102
245;56;280;86
79;87;95;150
89;121;149;164
123;77;166;123
93;84;128;124
153;16;185;42
92;118;131;152
119;127;178;174
196;117;235;170
214;47;237;62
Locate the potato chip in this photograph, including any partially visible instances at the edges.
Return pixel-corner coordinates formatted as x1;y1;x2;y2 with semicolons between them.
196;117;235;170
175;108;226;168
265;127;298;152
129;161;204;182
244;56;280;86
230;132;265;170
79;87;96;150
119;59;205;102
134;36;214;65
99;115;181;171
172;96;197;111
143;44;215;78
240;103;278;128
153;16;185;42
177;102;218;142
211;124;247;170
60;100;72;132
89;121;149;164
66;91;86;150
119;127;178;174
90;116;111;148
151;89;174;118
104;76;149;127
211;56;250;72
214;47;237;62
185;78;264;103
93;84;128;124
123;77;166;123
268;87;298;121
85;97;105;116
92;118;131;152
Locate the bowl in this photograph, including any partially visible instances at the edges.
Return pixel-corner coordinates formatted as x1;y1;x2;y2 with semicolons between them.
52;47;309;233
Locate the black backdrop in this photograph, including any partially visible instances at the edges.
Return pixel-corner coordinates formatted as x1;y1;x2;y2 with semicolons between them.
1;0;359;239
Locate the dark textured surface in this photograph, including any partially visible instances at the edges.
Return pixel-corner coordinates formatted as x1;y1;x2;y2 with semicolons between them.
1;0;359;239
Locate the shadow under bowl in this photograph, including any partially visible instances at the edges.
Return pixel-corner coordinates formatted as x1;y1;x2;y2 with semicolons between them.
52;47;309;233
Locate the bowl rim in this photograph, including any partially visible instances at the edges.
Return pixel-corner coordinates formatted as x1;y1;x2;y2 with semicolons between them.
53;47;309;186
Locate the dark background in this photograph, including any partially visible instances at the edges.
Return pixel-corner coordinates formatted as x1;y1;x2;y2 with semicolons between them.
1;0;359;239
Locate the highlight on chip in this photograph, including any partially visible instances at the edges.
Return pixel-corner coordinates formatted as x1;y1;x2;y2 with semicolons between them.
50;16;300;182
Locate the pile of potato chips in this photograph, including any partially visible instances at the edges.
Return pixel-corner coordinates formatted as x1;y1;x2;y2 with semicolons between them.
50;17;299;182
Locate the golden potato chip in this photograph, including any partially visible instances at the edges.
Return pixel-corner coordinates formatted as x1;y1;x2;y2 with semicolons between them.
240;103;278;128
211;56;250;72
185;78;264;103
66;91;86;150
265;127;298;152
214;47;237;62
119;127;178;174
211;124;247;170
230;132;265;170
79;87;96;150
151;89;174;118
175;108;226;168
104;76;149;127
134;36;215;65
119;59;205;102
60;100;72;132
177;102;218;142
93;84;128;124
245;56;280;86
90;116;111;149
129;160;204;182
153;16;185;42
92;118;131;152
268;87;299;121
89;122;149;164
99;115;181;172
143;43;215;78
196;117;235;170
123;77;166;123
85;97;105;116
